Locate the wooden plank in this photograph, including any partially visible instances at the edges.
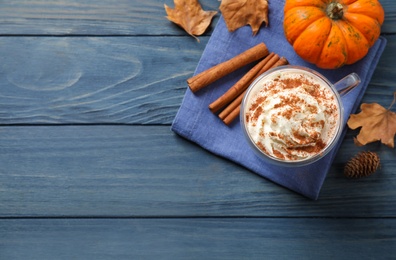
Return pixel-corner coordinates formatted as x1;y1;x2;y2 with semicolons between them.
1;125;395;217
0;36;207;125
381;0;396;33
0;0;394;35
0;0;220;36
0;35;395;125
1;218;395;259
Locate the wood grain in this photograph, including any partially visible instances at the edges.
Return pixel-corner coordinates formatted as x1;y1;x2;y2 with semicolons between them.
1;218;395;259
1;125;395;217
0;36;207;125
0;35;395;125
0;0;220;36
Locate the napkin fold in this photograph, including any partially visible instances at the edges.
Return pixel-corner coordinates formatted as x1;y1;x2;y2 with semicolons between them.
171;5;387;199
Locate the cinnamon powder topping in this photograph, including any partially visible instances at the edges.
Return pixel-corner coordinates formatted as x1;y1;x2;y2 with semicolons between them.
244;70;340;161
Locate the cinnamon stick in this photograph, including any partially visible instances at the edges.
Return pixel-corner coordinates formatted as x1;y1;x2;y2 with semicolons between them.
218;89;246;120
255;53;281;76
209;52;276;113
270;57;289;69
222;104;242;126
187;43;269;93
220;56;289;125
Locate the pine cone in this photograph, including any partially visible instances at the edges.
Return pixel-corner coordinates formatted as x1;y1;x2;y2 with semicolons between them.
344;151;380;178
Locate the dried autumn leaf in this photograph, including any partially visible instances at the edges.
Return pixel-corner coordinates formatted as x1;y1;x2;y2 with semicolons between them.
347;92;396;148
164;0;217;41
220;0;269;36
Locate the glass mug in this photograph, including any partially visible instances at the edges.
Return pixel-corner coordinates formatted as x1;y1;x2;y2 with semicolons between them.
240;65;361;167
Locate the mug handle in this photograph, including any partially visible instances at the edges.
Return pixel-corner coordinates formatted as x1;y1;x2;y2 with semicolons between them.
334;73;361;97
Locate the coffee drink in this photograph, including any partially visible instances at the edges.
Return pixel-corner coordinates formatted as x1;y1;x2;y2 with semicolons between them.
241;66;342;164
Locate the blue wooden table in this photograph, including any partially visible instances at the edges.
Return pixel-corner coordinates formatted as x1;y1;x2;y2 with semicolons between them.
1;1;395;259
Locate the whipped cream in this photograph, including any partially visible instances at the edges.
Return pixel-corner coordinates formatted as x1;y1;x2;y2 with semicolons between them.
244;70;340;161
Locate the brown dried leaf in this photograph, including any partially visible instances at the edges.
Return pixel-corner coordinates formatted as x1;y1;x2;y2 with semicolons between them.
347;92;396;148
164;0;217;41
220;0;268;36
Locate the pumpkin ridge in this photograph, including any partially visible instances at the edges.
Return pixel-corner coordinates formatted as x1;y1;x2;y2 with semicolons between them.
316;21;348;68
293;16;332;64
343;13;380;46
346;0;385;25
284;6;326;43
336;19;370;64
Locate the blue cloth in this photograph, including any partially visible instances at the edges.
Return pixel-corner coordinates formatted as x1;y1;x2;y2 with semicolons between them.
171;7;387;199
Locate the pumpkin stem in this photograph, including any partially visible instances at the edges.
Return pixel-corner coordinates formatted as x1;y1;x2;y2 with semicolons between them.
326;2;344;20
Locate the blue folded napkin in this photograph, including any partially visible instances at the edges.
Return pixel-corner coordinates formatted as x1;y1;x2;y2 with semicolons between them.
171;5;387;199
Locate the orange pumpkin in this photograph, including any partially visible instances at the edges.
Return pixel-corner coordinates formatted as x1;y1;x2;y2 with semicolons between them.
284;0;385;69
